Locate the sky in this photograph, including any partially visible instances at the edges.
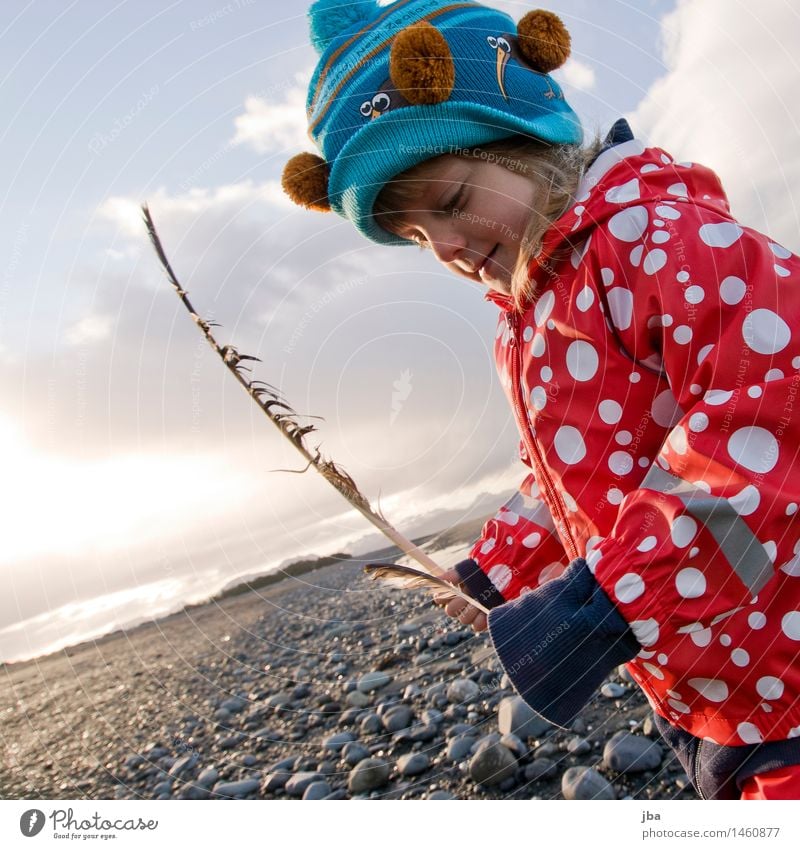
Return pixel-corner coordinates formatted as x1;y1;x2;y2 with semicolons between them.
1;0;798;663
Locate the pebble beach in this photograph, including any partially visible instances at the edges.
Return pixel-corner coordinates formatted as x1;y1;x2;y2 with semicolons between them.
1;547;696;801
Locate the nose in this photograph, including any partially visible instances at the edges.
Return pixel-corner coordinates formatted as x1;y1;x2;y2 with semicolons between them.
426;220;471;267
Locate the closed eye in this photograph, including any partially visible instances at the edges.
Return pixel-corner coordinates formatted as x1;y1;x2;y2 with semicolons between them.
441;185;465;214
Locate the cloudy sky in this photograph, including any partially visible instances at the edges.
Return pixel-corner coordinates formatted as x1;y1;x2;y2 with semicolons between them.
2;0;798;663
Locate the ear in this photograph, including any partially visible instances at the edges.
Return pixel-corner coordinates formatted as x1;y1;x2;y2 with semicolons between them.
389;21;455;105
281;152;331;212
516;9;571;73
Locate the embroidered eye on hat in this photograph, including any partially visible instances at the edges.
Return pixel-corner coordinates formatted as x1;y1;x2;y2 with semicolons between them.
282;0;583;246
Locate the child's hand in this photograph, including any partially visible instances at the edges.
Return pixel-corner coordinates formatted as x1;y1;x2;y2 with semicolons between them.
432;568;488;632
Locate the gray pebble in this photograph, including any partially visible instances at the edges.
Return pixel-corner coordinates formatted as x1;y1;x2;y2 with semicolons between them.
403;684;422;699
345;690;371;709
212;778;261;798
500;732;527;758
468;741;517;786
497;696;552;740
357;671;392;693
323;731;356;753
348;758;390;794
617;664;635;683
360;713;383;735
566;736;591;755
524;759;557;782
561;766;616;800
302;781;332;800
168;753;198;778
533;742;559;760
446;736;476;762
285;772;325;798
603;731;663;774
342;742;371;766
382;705;413;732
261;770;292;792
600;682;626;698
220;696;249;713
397;752;430;777
197;767;219;787
447;678;480;704
426;790;456;800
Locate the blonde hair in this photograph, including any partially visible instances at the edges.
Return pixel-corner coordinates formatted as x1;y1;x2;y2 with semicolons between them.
373;131;604;309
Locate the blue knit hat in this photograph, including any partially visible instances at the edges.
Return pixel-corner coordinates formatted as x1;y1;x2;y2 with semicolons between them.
282;0;583;246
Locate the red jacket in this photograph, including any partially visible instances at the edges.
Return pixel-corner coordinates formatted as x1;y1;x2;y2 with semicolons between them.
469;132;800;746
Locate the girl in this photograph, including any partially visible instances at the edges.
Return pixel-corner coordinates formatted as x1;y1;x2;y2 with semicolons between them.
281;0;800;800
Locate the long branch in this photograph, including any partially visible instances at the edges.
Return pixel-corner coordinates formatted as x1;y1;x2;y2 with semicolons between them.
141;204;445;577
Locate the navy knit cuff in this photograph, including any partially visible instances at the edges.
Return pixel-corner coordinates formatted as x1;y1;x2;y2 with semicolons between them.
454;558;506;609
487;557;640;728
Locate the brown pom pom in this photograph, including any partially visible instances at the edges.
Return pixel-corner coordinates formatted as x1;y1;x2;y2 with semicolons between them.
516;9;571;73
389;21;455;105
281;152;331;212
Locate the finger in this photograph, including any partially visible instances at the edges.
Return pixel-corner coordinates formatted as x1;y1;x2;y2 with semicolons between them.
458;604;479;626
472;613;488;633
432;590;454;606
445;597;467;618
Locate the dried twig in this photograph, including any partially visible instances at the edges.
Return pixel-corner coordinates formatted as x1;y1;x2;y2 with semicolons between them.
142;204;446;577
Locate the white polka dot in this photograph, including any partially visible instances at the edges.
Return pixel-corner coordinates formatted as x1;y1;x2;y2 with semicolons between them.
522;532;541;548
764;540;777;563
609;451;634;475
690;384;702;395
656;204;681;220
688;412;709;432
720;634;732;646
599;399;622;424
684;286;704;304
671;516;697;548
522;325;534;342
554;426;587;465
727;426;779;474
667;426;688;454
699;221;743;248
629;372;641;383
737;722;763;744
643;249;667;275
731;648;750;667
794;356;800;368
769;241;792;259
531;333;546;357
651;389;683;428
615;430;632;445
534;290;555;327
667;698;690;714
531;386;547;411
689;546;700;556
585;548;602;573
676;567;706;598
638;457;649;467
781;611;800;640
756;676;784;700
607;487;623;505
690;627;712;647
506;535;514;545
479;538;496;555
765;368;784;381
498;510;519;526
748;612;766;630
704;389;733;406
688;678;728;702
608;206;649;242
566;340;599;381
547;319;555;330
601;268;614;287
631;618;660;646
742;309;791;355
642;662;664;679
673;325;692;344
676;270;690;283
728;485;760;517
775;264;790;278
607;288;634;331
719;278;748;310
641;164;661;174
488;564;512;592
697;343;714;364
605;178;641;204
541;366;553;381
787;503;798;516
615;572;645;603
637;536;658;552
651;230;670;245
628;245;643;267
747;386;762;398
576;286;594;312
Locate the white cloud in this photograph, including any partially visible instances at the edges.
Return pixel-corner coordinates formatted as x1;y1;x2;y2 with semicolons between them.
561;58;596;92
232;85;309;155
627;0;800;250
65;314;113;346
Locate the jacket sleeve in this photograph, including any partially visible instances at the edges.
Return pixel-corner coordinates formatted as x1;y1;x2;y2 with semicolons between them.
583;194;800;645
455;441;570;607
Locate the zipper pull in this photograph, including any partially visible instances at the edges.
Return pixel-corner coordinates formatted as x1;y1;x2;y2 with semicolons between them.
506;312;517;346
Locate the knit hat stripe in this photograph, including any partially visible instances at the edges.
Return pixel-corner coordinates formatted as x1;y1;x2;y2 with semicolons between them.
309;2;477;134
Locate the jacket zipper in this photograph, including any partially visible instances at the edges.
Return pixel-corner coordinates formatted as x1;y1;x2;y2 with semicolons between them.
693;739;706;799
505;311;580;561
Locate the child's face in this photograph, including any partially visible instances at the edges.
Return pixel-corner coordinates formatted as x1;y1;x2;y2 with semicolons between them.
388;154;540;295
